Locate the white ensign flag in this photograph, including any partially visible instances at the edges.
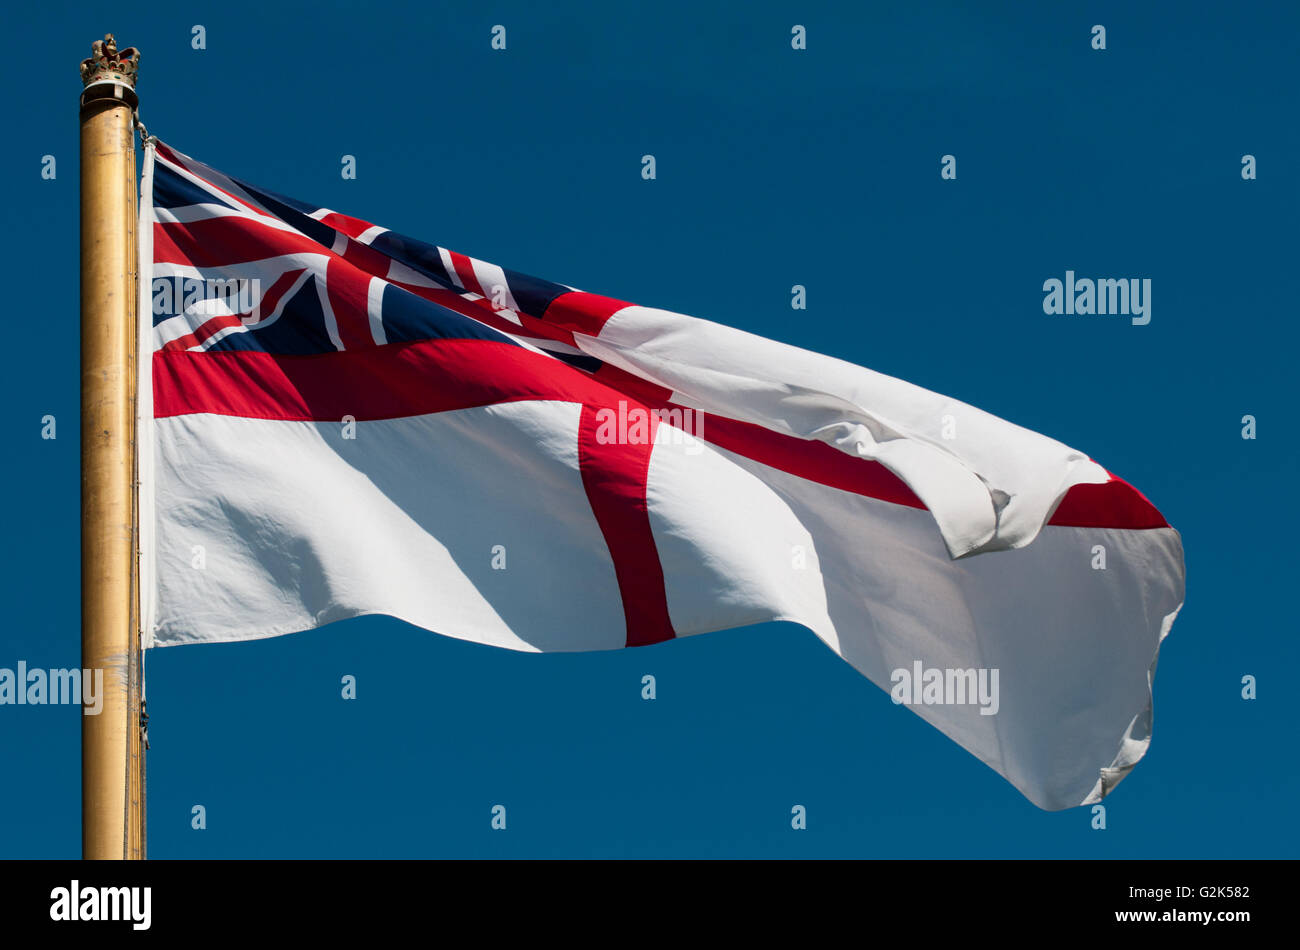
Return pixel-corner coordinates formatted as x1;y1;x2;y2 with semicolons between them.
139;141;1186;810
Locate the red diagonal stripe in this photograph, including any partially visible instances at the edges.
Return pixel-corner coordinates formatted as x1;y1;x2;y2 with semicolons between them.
447;251;485;296
320;212;377;239
160;269;307;352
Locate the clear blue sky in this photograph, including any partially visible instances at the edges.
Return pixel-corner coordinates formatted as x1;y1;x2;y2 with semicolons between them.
3;1;1296;857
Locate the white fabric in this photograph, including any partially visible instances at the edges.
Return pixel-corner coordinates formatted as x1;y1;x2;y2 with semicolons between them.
149;396;1184;810
577;305;1112;558
151;402;628;652
649;434;1182;809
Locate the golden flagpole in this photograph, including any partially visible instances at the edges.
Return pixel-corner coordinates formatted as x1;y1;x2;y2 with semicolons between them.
79;33;145;860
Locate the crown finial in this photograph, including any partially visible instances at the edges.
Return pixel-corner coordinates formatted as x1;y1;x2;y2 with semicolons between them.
80;33;140;88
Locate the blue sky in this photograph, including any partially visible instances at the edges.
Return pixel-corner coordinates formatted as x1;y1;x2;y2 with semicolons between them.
3;1;1296;857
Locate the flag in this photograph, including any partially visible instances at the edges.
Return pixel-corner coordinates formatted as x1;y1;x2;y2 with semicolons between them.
139;141;1185;810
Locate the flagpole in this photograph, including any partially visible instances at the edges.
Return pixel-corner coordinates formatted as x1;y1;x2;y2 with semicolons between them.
79;33;144;860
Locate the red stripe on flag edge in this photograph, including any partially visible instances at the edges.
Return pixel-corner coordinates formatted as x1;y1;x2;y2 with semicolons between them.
1046;478;1168;530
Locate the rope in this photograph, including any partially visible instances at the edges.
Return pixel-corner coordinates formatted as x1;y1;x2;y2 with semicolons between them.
133;111;157;147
